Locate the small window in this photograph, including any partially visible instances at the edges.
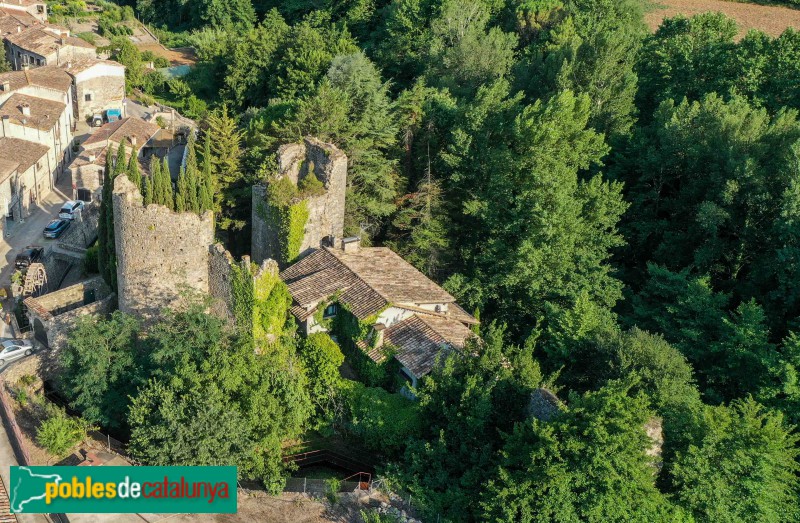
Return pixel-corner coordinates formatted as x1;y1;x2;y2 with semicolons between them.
323;303;338;319
84;93;92;102
35;161;41;170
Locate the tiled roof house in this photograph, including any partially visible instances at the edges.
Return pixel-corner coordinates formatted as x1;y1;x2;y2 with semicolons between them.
281;239;478;387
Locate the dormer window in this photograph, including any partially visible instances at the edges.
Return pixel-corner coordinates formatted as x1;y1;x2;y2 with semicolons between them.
323;303;338;319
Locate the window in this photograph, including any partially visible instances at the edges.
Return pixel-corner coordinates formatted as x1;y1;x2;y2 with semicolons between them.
323;303;338;319
35;161;41;170
84;93;92;102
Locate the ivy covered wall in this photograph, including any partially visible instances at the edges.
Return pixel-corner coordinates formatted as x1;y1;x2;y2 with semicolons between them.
230;260;292;349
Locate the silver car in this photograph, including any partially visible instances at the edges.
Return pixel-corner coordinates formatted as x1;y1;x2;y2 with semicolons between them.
0;339;34;366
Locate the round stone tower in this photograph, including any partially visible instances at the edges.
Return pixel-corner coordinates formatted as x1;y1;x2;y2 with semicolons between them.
113;174;215;320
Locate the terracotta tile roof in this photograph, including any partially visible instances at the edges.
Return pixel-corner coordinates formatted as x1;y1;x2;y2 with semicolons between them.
68;146;107;169
0;91;65;130
60;57;123;75
379;313;476;377
0;136;47;171
0;156;18;182
0;66;72;93
0;9;36;35
82;117;160;149
281;246;466;320
5;25;93;56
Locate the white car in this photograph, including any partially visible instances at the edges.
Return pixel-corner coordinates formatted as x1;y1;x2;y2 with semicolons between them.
0;339;34;366
58;200;85;220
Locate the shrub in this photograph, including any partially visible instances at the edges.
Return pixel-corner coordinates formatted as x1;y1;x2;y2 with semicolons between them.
340;380;421;456
84;244;99;274
36;409;88;456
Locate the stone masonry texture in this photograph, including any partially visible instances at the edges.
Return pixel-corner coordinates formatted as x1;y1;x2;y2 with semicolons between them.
251;137;347;266
113;175;214;320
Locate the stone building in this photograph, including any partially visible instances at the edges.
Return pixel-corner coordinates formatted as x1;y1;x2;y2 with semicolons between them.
113;174;215;320
23;276;115;351
0;136;50;220
252;137;347;267
4;24;94;69
69;117;159;198
280;239;478;388
0;1;47;22
60;58;125;121
0;8;37;39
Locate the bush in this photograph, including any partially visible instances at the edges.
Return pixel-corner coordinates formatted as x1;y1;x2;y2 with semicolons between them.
84;244;99;274
36;408;88;456
341;380;421;456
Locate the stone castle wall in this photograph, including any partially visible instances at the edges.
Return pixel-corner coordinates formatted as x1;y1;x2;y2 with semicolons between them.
252;137;347;265
113;175;214;320
208;243;235;322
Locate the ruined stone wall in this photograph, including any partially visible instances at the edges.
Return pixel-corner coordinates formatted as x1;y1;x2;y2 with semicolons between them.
252;137;347;265
113;175;214;320
208;243;235;322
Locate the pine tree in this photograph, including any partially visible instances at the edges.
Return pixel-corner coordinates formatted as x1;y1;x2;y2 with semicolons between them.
127;145;142;191
204;106;243;235
114;142;127;178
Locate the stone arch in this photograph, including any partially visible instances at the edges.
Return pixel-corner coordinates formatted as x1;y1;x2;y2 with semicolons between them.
33;319;48;347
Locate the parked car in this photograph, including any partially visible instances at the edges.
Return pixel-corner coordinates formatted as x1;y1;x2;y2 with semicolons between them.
14;246;44;270
0;339;34;366
43;218;70;239
106;108;122;122
91;113;103;127
58;200;84;220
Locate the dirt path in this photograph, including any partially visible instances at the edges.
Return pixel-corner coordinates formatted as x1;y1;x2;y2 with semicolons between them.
646;0;800;37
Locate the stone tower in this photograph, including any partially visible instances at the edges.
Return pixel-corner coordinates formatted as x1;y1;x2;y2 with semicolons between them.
113;175;215;319
251;137;347;266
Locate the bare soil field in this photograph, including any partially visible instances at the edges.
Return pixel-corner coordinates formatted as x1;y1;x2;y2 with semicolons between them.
135;43;198;66
646;0;800;37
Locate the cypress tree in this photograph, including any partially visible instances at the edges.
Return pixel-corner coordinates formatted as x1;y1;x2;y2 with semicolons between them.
142;176;152;206
98;145;118;292
127;145;142;191
162;156;174;209
185;133;200;213
199;137;215;213
149;155;161;206
175;165;187;212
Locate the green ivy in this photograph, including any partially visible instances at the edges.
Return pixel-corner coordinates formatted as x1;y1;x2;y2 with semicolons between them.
331;303;398;388
230;261;292;348
262;177;313;265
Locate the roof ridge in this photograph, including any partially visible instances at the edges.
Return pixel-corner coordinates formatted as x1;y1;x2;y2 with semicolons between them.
323;246;390;303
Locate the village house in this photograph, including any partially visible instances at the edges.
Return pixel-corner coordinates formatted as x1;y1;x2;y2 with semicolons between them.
68;117;160;197
60;58;125;121
0;0;46;22
0;8;37;38
280;239;478;388
4;24;94;69
0;135;50;223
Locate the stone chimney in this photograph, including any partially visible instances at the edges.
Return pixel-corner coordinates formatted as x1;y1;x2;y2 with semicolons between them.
373;323;386;348
87;152;96;163
60;37;66;45
130;136;137;146
20;102;30;116
342;236;360;253
1;81;9;92
16;25;21;33
1;115;9;136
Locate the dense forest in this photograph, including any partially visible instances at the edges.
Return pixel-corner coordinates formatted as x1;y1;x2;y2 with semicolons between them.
56;0;800;521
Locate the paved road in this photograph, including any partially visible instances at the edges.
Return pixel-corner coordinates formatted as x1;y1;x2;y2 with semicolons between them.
1;177;71;290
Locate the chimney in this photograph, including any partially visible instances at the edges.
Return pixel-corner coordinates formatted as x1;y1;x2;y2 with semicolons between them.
373;323;386;349
130;136;137;146
16;25;21;33
87;152;96;163
66;60;72;69
342;236;360;253
60;37;66;45
1;115;9;136
20;102;30;116
1;81;9;92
